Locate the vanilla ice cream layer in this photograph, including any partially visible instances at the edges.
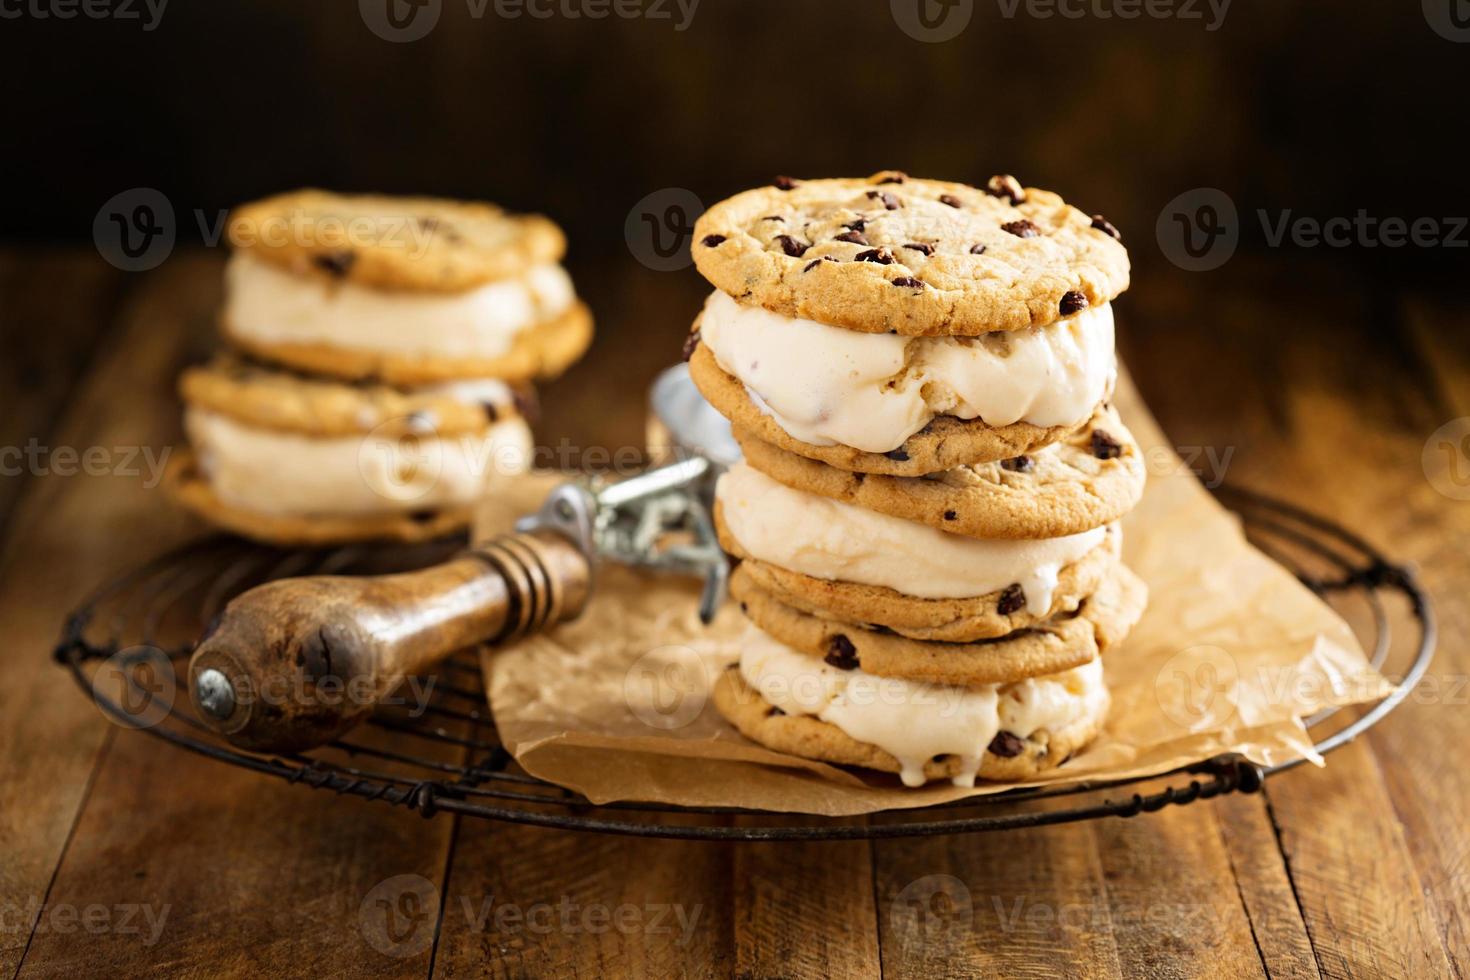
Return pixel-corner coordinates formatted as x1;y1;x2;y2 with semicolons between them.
699;289;1116;453
186;408;532;517
225;251;576;358
740;627;1108;787
717;463;1105;610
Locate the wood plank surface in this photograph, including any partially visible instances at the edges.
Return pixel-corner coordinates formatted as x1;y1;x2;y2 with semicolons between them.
1121;258;1467;978
1;251;460;980
432;818;734;979
729;826;879;980
2;248;1468;978
0;252;200;977
873;821;1123;979
0;250;126;544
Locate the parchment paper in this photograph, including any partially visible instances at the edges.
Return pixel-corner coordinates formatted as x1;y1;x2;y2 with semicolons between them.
476;373;1395;815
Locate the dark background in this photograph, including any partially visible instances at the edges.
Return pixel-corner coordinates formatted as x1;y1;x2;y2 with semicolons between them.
0;0;1466;447
2;1;1464;268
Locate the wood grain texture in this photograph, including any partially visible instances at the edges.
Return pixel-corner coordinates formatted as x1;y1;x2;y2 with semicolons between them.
731;826;880;980
2;251;463;979
0;250;127;547
0;254;202;977
1210;793;1320;979
3;247;1469;977
872;816;1123;979
1090;806;1265;979
1121;257;1466;978
432;817;734;979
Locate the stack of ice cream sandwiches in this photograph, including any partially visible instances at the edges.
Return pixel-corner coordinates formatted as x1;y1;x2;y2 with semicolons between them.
690;172;1148;787
168;190;592;545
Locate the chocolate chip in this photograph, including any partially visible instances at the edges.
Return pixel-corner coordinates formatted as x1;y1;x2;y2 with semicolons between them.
943;509;958;521
763;214;785;222
802;256;836;272
417;216;461;243
774;175;799;190
852;472;865;483
855;247;894;264
834;230;869;245
1090;214;1121;240
1001;455;1034;472
775;234;810;257
875;170;907;184
681;328;701;362
1001;219;1040;238
939;194;963;208
1059;290;1089;316
866;190;901;210
700;234;726;247
408;509;437;524
824;634;860;670
1090;429;1123;460
312;251;356;278
997;584;1026;615
902;242;935;256
482;402;500;423
985;174;1026;205
883;448;910;461
969;244;987;255
845;218;866;232
891;276;924;289
739;601;748;613
511;387;540;424
768;705;786;717
988;731;1027;758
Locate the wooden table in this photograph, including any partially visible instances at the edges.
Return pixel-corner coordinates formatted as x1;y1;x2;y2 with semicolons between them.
2;247;1466;978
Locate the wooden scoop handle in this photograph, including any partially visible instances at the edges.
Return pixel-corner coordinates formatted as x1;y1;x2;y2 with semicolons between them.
187;529;592;753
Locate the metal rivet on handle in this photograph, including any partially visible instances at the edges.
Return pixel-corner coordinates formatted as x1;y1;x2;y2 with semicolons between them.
195;667;236;720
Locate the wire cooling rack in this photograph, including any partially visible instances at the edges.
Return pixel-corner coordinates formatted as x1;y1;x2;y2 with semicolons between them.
53;486;1434;841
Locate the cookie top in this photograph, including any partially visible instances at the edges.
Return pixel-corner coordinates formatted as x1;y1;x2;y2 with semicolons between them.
692;172;1129;335
735;403;1144;539
180;355;528;437
228;190;566;292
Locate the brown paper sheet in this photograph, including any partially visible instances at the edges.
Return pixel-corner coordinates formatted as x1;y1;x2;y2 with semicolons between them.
476;373;1395;815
